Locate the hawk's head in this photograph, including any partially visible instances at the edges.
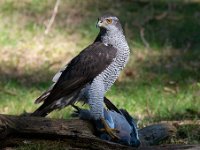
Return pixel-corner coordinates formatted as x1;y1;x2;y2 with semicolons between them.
97;15;123;32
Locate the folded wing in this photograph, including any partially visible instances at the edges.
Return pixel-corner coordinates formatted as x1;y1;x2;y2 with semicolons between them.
32;42;117;116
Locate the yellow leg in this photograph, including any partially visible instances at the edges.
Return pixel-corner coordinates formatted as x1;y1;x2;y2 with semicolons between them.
100;117;119;139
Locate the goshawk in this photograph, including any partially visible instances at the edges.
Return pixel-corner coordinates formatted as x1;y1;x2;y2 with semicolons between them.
31;14;130;138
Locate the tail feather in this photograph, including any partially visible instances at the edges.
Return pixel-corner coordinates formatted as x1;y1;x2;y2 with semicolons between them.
31;110;48;117
103;97;121;114
30;103;54;117
35;91;50;104
32;91;80;117
119;109;137;127
35;86;54;104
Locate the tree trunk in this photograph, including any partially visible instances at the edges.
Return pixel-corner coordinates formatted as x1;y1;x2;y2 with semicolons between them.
0;114;198;150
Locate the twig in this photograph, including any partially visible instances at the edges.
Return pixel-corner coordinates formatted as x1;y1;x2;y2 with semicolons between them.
160;120;200;126
140;27;150;50
132;2;171;50
154;11;168;20
45;0;60;35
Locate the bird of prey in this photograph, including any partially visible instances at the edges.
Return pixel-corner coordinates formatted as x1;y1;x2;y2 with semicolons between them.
72;97;140;147
31;14;130;139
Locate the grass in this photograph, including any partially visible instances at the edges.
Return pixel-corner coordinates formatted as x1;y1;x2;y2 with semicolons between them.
0;0;200;148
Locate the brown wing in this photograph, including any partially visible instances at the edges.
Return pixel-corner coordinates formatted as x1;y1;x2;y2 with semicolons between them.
32;42;117;116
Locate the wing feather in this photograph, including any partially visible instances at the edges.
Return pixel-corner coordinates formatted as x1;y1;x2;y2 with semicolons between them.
32;42;117;116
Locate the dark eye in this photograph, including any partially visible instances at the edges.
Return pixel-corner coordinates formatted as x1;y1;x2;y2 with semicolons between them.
106;18;112;24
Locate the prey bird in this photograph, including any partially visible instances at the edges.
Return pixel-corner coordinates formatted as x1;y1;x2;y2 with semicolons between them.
72;97;140;147
31;14;130;139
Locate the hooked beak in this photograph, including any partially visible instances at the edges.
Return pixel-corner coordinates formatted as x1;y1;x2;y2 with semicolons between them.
96;19;105;28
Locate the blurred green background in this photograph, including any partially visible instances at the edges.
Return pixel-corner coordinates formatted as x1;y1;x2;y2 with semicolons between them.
0;0;200;146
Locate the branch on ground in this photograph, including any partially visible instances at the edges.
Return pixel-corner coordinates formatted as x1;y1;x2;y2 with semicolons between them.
0;114;183;149
44;0;60;35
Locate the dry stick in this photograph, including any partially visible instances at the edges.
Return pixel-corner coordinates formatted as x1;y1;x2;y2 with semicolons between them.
132;2;170;50
160;120;200;126
140;27;150;50
45;0;60;35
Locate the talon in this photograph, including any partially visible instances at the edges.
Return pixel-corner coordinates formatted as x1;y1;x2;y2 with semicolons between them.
71;104;79;110
71;104;81;114
71;104;80;117
100;128;119;133
100;117;120;139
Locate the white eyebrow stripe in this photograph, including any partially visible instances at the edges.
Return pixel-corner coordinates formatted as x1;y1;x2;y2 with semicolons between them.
108;16;118;20
113;17;118;20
